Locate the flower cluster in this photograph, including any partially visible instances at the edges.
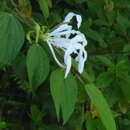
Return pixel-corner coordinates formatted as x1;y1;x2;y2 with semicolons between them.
46;12;88;78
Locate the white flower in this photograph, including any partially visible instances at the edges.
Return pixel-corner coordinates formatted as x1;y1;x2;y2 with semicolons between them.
63;12;82;29
45;12;88;78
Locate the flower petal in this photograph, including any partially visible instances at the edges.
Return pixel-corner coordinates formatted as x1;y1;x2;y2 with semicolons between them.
47;42;65;68
46;12;88;77
78;50;87;73
71;33;87;46
64;51;72;78
64;12;82;28
78;58;84;73
50;24;72;35
50;37;70;50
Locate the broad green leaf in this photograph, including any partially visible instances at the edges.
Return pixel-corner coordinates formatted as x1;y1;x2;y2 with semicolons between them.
0;12;25;67
27;44;49;92
50;69;78;124
85;84;116;130
38;0;49;18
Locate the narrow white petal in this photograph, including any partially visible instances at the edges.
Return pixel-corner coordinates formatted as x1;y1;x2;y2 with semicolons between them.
78;55;85;73
76;15;82;28
50;30;79;37
64;12;75;23
64;12;82;28
64;47;74;78
71;34;83;42
47;12;88;77
50;24;72;35
78;60;84;73
79;33;88;46
71;33;87;46
64;55;72;78
50;37;70;49
78;50;87;73
83;49;87;61
78;51;84;73
70;42;84;50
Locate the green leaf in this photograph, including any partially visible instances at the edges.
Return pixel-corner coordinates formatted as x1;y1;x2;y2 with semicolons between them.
96;72;114;88
123;44;130;52
114;0;130;8
50;69;78;124
85;113;97;130
74;0;86;4
96;56;114;67
81;19;92;30
0;121;7;128
86;28;107;48
30;105;44;125
85;112;106;130
119;79;130;101
38;0;49;18
27;44;49;92
0;12;25;67
116;59;130;101
116;60;130;77
87;0;105;18
94;18;110;26
75;106;84;130
85;84;116;130
94;119;107;130
116;12;130;33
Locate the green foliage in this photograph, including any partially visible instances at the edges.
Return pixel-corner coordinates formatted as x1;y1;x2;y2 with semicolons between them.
50;69;78;124
27;44;49;93
30;104;45;129
96;72;114;88
38;0;49;18
0;0;130;129
85;113;105;130
0;121;7;129
85;84;116;130
0;12;25;67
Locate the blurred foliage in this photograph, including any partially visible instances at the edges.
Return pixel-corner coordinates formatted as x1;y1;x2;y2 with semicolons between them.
0;0;130;130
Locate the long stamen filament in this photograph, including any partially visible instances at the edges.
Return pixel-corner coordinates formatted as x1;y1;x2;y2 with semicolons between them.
47;42;65;68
